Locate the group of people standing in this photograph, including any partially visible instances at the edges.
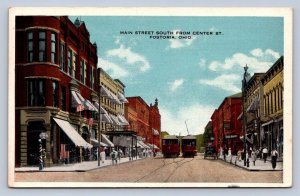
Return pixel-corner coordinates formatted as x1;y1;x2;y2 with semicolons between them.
235;146;279;169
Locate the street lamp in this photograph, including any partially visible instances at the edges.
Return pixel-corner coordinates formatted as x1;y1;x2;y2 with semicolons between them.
242;65;249;167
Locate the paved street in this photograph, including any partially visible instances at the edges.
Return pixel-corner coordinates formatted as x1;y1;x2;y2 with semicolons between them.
15;154;283;183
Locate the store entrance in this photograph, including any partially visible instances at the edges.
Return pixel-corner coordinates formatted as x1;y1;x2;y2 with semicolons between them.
27;121;45;166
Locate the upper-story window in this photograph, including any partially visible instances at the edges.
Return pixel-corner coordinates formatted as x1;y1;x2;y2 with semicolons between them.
67;49;72;76
84;61;87;84
27;32;33;62
72;53;77;78
52;81;58;107
38;32;46;62
90;65;94;89
51;33;57;64
80;59;84;83
27;79;45;106
60;43;65;71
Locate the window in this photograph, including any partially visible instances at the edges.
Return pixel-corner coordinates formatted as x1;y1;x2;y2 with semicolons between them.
84;61;87;84
68;49;72;75
27;32;33;62
80;59;84;83
27;79;45;106
51;33;57;63
52;81;58;107
38;32;46;62
61;86;66;111
72;53;77;78
60;43;65;71
90;66;94;88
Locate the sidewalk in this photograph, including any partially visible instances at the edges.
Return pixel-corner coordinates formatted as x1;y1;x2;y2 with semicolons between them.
15;156;145;172
219;155;283;171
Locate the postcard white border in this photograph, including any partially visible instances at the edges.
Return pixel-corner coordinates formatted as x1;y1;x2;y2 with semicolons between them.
8;7;293;188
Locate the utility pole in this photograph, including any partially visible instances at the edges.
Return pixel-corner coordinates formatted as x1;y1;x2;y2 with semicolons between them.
185;119;190;135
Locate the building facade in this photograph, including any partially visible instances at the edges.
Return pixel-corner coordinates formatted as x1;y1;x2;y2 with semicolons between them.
261;56;284;156
15;16;99;167
210;93;243;155
125;97;161;149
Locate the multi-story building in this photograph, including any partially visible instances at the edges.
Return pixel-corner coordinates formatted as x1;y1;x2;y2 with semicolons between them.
125;97;161;149
15;16;99;167
210;93;243;154
261;56;284;156
243;73;264;149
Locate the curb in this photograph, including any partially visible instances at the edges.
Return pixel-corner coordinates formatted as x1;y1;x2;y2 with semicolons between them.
15;157;147;173
219;158;283;171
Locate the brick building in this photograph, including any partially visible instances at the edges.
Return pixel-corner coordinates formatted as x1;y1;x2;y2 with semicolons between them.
210;93;243;154
15;16;100;167
125;97;161;149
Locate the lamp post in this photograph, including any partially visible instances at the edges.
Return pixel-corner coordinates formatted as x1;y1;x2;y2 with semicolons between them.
242;65;249;167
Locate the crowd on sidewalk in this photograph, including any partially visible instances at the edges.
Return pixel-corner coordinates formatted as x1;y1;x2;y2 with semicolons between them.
219;146;282;171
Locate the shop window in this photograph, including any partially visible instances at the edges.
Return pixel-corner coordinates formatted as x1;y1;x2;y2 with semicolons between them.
27;79;45;106
38;31;46;62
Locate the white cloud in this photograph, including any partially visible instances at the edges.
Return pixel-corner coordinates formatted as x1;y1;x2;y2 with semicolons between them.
98;58;129;78
106;44;151;72
199;74;241;93
250;48;264;57
170;79;184;92
208;48;281;73
168;29;196;49
160;103;215;136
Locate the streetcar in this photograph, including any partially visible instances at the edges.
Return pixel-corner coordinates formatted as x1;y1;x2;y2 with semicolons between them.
181;135;197;158
161;135;180;158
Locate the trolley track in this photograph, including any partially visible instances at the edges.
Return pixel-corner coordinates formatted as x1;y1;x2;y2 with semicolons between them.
135;157;194;182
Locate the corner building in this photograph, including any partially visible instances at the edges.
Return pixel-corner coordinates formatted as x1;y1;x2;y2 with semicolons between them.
15;16;99;167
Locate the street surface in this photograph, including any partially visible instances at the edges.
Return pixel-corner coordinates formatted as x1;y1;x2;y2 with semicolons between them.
15;154;282;183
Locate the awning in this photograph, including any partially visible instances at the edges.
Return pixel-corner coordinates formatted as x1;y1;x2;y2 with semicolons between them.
152;128;159;135
100;85;122;105
83;99;98;112
71;90;82;108
262;120;274;127
237;112;243;120
94;102;108;114
246;98;259;113
118;92;129;103
117;114;129;126
101;134;114;147
100;113;113;123
110;114;121;126
139;140;150;148
90;139;108;147
53;118;92;149
148;144;159;149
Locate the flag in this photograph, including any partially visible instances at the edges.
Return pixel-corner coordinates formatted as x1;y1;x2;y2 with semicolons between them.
76;104;84;112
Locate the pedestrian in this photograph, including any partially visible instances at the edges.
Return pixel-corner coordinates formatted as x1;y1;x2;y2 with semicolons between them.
110;148;118;165
271;148;279;169
237;149;242;162
262;146;268;163
228;148;232;163
100;148;106;164
118;149;123;161
251;148;257;166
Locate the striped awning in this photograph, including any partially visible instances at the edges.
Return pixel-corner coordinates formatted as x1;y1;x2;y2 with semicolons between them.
101;134;114;147
100;85;122;105
110;114;122;126
152;128;159;135
118;92;128;103
117;114;129;126
71;90;97;112
53;118;92;149
90;139;108;147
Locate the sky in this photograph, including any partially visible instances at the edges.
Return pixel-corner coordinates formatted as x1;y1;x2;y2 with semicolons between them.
70;16;283;136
